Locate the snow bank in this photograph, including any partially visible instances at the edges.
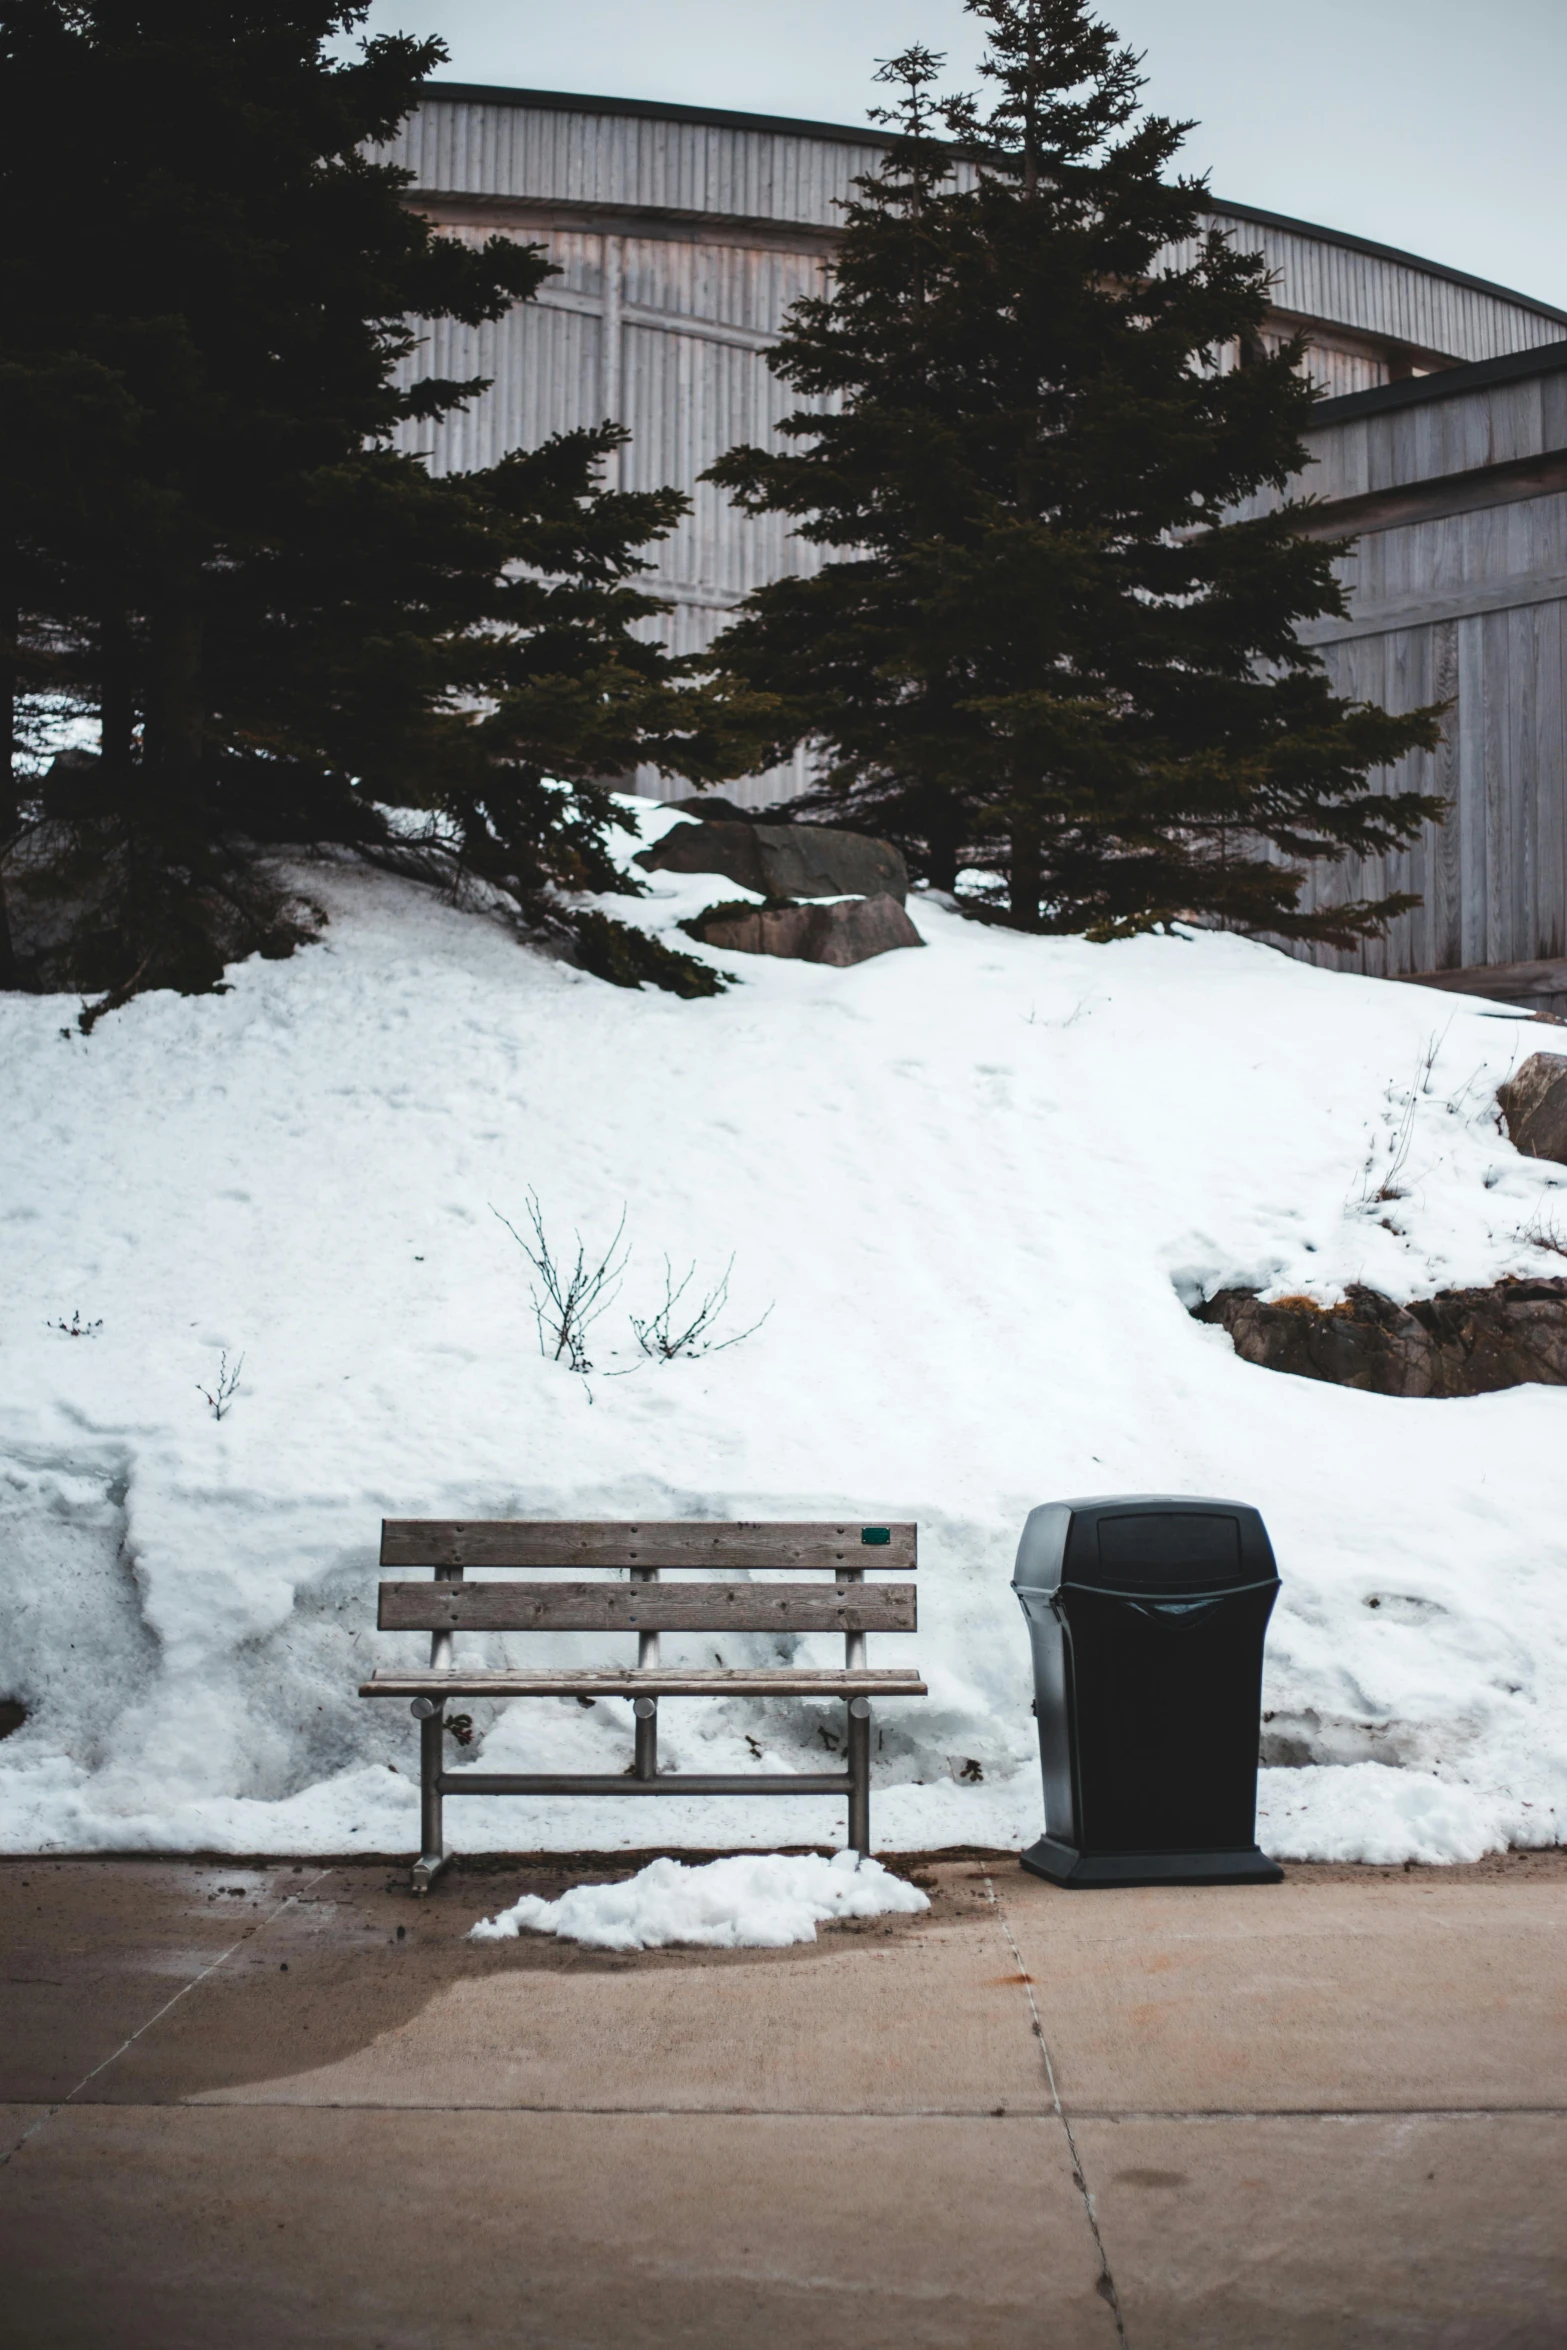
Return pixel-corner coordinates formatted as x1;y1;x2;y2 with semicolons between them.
2;795;1565;1865
470;1848;930;1949
1257;1762;1550;1866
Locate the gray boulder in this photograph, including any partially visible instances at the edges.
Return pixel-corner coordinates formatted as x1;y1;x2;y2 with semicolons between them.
637;818;908;904
661;796;758;824
689;894;924;968
1500;1052;1567;1163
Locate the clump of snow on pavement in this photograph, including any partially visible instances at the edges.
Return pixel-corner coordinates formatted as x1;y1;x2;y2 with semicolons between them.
2;795;1565;1866
470;1848;931;1950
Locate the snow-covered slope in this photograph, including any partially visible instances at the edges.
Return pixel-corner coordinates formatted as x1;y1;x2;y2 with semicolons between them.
3;799;1565;1864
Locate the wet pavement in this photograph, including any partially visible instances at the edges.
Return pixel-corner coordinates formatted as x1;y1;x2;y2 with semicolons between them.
2;1848;1565;2347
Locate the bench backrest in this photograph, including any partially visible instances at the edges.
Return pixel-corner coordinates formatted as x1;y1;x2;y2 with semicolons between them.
377;1519;917;1636
381;1520;915;1572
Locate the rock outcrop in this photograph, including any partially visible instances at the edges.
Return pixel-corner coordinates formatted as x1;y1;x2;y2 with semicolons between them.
637;818;908;904
661;796;761;824
686;894;924;968
1194;1278;1567;1397
1500;1052;1567;1164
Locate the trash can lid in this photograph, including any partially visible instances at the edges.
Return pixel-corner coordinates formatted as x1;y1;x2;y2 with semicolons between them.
1013;1495;1278;1595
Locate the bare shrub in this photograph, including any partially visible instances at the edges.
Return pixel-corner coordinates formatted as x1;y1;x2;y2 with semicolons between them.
1524;1203;1567;1260
1352;1040;1440;1209
494;1193;629;1375
630;1256;773;1361
198;1351;244;1421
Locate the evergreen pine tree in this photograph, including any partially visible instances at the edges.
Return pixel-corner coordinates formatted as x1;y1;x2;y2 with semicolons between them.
0;3;740;999
707;2;1444;938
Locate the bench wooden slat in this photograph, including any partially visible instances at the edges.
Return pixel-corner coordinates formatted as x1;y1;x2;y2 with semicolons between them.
379;1519;917;1572
361;1667;928;1698
377;1580;916;1635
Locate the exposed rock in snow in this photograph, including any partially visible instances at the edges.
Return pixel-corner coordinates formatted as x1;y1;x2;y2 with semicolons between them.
1500;1050;1567;1164
1195;1277;1567;1397
688;892;924;967
660;795;758;823
636;816;908;903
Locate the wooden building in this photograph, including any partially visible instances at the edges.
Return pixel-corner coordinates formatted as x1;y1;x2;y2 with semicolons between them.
389;83;1567;999
1263;347;1567;1011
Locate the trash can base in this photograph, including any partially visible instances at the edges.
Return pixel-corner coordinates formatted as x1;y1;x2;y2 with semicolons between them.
1020;1834;1283;1888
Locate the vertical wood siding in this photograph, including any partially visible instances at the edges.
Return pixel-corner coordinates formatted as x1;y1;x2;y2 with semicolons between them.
385;97;885;224
1179;215;1565;365
390;92;1566;657
1279;482;1567;979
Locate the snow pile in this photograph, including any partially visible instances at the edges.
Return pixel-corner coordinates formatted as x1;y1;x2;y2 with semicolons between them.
1257;1763;1545;1867
470;1847;930;1950
1;794;1565;1865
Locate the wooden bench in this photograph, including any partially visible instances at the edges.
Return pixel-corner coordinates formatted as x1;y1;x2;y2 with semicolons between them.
359;1519;926;1890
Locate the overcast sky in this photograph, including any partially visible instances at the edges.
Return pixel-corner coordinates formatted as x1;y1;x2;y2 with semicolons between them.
355;0;1567;313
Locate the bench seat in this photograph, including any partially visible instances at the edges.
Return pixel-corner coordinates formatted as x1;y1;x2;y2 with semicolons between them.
361;1666;929;1699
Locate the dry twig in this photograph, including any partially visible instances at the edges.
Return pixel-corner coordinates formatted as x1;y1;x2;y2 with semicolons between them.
198;1351;244;1421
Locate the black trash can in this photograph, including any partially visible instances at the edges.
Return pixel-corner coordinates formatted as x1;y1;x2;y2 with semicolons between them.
1013;1495;1283;1887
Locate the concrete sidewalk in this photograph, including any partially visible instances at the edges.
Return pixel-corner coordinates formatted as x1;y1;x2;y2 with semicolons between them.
2;1851;1565;2348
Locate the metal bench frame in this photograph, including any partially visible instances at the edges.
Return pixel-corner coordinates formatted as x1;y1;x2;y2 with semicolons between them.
360;1519;925;1890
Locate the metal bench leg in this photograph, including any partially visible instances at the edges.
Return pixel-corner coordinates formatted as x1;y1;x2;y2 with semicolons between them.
843;1561;872;1858
847;1696;872;1858
410;1564;461;1894
411;1698;449;1894
633;1564;659;1780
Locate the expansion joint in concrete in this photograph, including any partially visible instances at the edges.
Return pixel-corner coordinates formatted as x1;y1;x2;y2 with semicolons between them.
0;1866;334;2174
984;1873;1128;2347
